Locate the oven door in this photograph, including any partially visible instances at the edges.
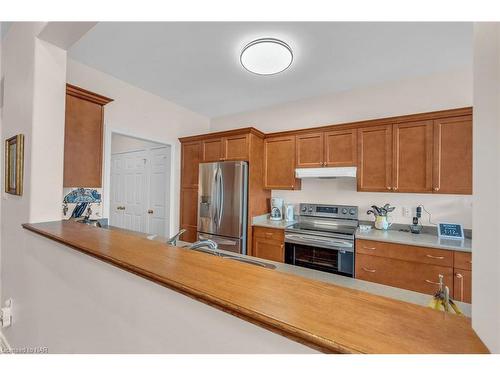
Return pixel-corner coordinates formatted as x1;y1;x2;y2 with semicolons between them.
284;233;354;276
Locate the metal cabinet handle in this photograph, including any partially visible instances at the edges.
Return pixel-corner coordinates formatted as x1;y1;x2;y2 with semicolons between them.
455;273;464;301
426;254;445;260
363;246;376;250
117;206;125;210
425;279;441;285
362;267;376;273
147;209;154;214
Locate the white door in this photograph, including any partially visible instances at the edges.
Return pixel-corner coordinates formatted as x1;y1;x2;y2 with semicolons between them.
147;146;169;236
110;146;170;236
110;150;148;232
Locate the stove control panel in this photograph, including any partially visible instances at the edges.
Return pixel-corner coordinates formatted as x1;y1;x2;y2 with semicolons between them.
299;203;358;219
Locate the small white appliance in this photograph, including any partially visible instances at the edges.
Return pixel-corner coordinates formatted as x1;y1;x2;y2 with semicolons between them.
270;198;284;221
285;204;295;222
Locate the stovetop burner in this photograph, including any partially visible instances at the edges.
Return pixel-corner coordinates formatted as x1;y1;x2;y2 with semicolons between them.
285;203;359;239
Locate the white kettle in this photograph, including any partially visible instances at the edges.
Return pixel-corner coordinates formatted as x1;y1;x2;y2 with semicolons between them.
285;204;295;222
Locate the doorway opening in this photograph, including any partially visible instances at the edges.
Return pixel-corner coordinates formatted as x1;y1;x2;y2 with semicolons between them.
109;133;171;237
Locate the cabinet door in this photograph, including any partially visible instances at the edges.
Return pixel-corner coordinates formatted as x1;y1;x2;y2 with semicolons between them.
64;94;104;187
392;121;433;193
296;132;324;167
356;253;454;295
202;138;223;162
180;188;198;242
357;125;393;192
433;115;472;194
253;237;284;262
264;136;301;190
181;141;201;188
324;129;357;167
223;134;249;160
454;269;471;304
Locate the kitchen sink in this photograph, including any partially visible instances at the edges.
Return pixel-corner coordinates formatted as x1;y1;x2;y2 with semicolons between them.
187;247;276;269
221;255;276;269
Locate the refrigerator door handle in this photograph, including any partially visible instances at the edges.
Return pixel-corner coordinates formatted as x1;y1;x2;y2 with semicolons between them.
218;166;224;226
213;167;219;226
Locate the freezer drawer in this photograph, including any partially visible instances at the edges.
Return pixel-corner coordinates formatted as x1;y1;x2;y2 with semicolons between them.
197;232;245;255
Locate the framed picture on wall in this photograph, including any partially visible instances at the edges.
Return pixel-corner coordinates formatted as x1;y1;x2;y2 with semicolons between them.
5;134;24;196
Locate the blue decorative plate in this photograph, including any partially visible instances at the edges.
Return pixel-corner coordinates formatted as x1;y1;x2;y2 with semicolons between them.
63;188;101;203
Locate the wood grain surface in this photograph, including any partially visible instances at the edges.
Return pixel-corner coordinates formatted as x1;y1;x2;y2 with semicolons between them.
22;221;488;354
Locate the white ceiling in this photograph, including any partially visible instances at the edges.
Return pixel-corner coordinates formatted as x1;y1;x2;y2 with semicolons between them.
69;22;472;118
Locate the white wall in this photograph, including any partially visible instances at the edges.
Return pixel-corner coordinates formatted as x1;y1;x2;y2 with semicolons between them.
30;39;67;222
274;179;472;228
472;22;500;354
211;68;473;228
66;59;210;236
14;232;314;353
111;133;164;154
1;23;311;354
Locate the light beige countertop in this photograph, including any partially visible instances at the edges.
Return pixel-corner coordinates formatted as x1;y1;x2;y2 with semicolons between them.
252;214;296;229
356;227;472;252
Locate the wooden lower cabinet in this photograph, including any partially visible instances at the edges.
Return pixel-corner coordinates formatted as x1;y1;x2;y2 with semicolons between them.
356;253;454;295
252;226;285;262
180;188;198;242
356;240;473;302
453;252;472;303
453;269;471;304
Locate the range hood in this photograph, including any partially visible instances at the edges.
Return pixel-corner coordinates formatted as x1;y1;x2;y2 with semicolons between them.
295;167;357;179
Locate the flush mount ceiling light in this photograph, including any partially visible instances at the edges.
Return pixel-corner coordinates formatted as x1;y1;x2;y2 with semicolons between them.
240;38;293;75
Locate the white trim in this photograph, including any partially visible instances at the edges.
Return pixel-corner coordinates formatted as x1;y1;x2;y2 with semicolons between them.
0;330;12;353
106;128;174;236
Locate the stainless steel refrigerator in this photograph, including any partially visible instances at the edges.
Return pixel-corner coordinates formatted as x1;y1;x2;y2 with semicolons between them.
197;161;248;254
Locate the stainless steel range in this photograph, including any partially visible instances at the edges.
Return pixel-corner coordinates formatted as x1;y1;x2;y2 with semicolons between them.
285;203;358;277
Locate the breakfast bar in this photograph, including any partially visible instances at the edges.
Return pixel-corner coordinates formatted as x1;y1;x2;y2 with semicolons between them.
22;220;488;354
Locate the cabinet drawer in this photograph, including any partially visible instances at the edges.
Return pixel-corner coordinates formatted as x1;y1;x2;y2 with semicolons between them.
356;239;453;267
252;226;284;242
355;253;454;295
454;251;472;271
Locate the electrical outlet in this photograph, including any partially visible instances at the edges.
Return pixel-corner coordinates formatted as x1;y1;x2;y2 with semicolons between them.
402;207;410;217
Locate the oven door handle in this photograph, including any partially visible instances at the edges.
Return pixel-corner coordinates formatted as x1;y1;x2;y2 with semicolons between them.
285;234;354;251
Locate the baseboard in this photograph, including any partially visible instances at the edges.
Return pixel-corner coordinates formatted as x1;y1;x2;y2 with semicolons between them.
0;330;12;353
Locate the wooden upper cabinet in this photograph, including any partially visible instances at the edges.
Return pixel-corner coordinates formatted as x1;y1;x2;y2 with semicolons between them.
63;84;113;187
202;134;249;162
324;128;357;167
223;134;249;160
433;115;472;194
181;141;201;188
357;125;393;192
296;132;324;167
392;120;433;193
264;135;301;190
202;138;223;162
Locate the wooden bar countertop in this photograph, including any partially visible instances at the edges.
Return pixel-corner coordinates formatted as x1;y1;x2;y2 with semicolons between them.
22;221;489;354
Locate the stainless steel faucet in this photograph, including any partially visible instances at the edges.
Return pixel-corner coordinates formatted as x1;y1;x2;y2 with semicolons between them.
189;239;218;250
166;229;187;246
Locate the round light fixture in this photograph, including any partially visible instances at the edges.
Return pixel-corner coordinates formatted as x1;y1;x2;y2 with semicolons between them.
240;38;293;75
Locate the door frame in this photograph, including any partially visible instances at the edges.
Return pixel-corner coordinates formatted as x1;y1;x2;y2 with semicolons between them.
105;128;173;237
